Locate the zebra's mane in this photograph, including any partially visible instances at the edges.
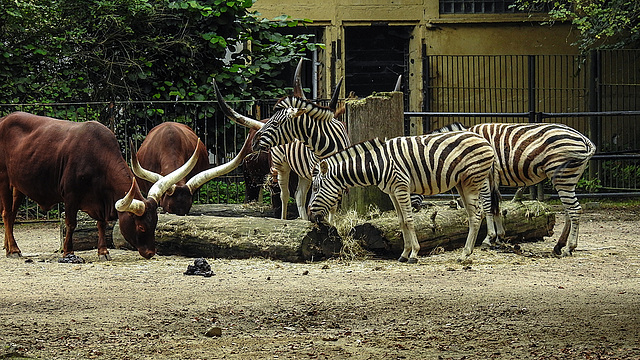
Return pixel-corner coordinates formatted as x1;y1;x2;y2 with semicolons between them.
430;122;467;134
274;96;335;122
326;137;384;162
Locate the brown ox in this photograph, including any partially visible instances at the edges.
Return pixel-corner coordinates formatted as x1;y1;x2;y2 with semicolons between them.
0;112;199;260
131;122;253;215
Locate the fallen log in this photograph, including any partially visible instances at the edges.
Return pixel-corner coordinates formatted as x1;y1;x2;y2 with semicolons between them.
59;212;114;252
112;214;342;262
351;200;555;257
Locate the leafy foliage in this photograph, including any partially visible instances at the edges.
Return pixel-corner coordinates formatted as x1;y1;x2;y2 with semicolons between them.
0;0;323;104
513;0;640;53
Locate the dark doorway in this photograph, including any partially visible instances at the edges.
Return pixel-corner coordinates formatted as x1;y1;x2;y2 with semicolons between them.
344;26;411;99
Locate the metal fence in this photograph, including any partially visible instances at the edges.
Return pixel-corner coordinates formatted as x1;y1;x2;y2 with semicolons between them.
2;50;639;220
422;50;640;195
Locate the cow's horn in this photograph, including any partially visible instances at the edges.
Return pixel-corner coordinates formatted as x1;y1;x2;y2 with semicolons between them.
186;149;246;194
147;143;200;201
115;178;146;216
293;57;306;99
394;75;402;92
130;139;162;184
213;79;264;130
328;77;343;111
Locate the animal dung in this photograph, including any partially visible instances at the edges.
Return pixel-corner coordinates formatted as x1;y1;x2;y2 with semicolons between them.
57;254;85;264
184;258;214;277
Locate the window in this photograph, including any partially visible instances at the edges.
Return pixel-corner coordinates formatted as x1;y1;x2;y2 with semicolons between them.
439;0;517;14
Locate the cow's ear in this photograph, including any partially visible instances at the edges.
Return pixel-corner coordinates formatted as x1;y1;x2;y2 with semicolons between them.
319;160;328;175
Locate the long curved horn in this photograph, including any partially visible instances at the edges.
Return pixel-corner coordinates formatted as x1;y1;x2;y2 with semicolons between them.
129;139;162;184
213;80;264;130
394;75;402;92
115;178;146;216
328;77;343;111
293;57;306;99
186;149;246;194
147;143;200;202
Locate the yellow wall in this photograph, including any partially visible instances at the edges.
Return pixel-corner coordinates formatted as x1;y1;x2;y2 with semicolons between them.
251;0;581;134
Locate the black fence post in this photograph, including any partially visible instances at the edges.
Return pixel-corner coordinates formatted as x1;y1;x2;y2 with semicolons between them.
588;50;601;180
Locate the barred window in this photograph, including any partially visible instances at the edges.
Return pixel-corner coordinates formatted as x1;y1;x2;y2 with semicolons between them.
439;0;518;14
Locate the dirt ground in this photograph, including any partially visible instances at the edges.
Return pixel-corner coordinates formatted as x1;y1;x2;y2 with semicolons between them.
1;206;639;360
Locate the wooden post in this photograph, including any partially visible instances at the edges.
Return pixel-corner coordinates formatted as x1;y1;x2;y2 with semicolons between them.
343;91;404;215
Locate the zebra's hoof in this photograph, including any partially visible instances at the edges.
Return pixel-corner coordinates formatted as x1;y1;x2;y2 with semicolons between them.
407;257;418;264
398;256;409;263
457;257;473;265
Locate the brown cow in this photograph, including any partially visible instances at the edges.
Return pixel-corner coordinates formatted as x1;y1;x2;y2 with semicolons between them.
131;122;253;215
0;112;199;260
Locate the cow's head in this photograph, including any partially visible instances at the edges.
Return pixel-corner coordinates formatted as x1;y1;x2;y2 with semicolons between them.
130;140;244;216
116;147;200;258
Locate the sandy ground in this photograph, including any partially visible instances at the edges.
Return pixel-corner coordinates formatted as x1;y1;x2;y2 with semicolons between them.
0;207;639;360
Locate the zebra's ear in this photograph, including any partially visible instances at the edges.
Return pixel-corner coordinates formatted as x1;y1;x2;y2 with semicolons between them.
319;160;329;175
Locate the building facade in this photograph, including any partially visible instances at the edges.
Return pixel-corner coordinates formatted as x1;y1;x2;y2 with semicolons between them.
251;0;580;134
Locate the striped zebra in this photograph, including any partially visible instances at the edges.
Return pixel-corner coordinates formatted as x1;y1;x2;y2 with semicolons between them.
309;132;500;263
435;122;596;256
213;63;345;220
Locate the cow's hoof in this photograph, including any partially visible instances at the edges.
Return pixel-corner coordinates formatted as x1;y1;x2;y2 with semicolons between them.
6;252;22;258
98;254;112;261
398;256;409;263
407;257;418;264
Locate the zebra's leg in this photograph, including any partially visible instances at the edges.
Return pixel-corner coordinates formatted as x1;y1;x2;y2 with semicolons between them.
294;177;312;221
480;179;498;247
390;189;420;263
276;166;292;220
456;186;483;259
554;187;582;257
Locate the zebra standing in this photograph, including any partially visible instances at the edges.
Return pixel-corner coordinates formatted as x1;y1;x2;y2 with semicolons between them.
435;122;596;256
309;132;500;263
213;65;346;220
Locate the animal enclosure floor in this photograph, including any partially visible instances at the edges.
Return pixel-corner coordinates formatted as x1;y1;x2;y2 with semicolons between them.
1;208;639;359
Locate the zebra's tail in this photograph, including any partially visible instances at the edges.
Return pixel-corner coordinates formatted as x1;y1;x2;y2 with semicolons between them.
489;169;502;216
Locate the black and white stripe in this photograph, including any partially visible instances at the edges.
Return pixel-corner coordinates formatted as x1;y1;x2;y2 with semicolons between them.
269;141;316;220
253;96;350;159
436;122;596;256
251;96;351;222
309;132;499;263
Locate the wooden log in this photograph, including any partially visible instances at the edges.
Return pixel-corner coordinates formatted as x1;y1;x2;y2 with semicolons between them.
350;200;555;258
112;214;342;262
59;212;115;252
59;203;289;252
343;92;404;215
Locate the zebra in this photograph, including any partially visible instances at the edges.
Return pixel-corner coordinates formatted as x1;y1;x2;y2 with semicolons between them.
309;132;500;263
213;60;345;220
434;122;596;257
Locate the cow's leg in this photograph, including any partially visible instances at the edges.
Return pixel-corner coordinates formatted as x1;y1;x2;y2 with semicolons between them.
457;185;483;260
1;187;24;257
390;188;420;264
62;210;78;256
96;219;112;261
294;177;312;221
